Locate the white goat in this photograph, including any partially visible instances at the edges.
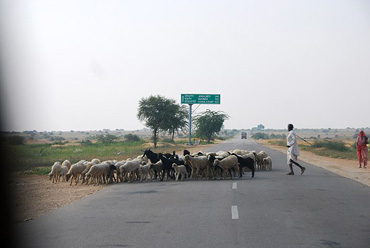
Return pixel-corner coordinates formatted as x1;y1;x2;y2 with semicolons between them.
66;160;87;186
81;159;103;184
184;155;212;179
85;162;110;185
114;160;128;183
213;155;239;179
61;160;72;170
48;162;62;183
254;151;269;170
120;159;143;182
172;163;188;180
59;165;69;182
262;156;272;171
139;163;153;182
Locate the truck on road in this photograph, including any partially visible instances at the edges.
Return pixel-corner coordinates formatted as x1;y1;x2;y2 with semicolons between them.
241;131;247;139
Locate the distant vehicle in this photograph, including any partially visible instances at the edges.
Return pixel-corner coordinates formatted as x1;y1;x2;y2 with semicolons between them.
241;131;247;139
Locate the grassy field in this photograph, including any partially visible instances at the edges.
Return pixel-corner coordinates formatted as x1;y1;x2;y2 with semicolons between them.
2;128;239;175
3;139;209;175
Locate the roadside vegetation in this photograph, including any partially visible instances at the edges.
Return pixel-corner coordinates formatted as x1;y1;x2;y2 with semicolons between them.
2;129;237;175
252;131;361;160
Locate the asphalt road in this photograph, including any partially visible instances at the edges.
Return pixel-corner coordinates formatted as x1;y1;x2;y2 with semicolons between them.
14;137;370;248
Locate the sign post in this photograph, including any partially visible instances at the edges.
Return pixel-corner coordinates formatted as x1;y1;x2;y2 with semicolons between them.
181;94;221;145
188;104;193;145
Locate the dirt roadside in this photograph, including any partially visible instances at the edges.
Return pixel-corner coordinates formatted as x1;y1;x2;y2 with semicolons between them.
9;141;369;225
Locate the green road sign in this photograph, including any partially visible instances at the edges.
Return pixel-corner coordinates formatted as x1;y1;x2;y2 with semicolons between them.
181;94;221;104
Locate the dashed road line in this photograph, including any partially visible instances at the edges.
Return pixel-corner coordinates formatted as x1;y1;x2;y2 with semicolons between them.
232;182;237;189
231;206;239;219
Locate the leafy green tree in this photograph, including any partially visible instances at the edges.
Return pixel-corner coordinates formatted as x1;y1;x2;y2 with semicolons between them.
257;124;265;130
193;109;229;142
137;95;186;147
166;105;188;141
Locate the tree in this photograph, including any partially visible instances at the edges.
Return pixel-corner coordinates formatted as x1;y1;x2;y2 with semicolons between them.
193;109;229;142
257;124;265;130
166;105;188;141
137;95;186;147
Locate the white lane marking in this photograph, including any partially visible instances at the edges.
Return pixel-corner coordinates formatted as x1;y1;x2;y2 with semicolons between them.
232;182;237;189
231;206;239;219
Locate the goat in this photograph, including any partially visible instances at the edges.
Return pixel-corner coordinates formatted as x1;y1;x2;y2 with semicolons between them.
231;153;255;178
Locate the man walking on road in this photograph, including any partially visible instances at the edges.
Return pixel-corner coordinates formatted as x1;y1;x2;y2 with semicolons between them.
287;124;306;175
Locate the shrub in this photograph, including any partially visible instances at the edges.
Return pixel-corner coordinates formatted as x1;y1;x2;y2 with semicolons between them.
312;140;349;152
124;133;141;142
252;132;269;139
270;133;286;139
23;166;50;175
8;135;26;145
81;139;93;146
96;134;118;143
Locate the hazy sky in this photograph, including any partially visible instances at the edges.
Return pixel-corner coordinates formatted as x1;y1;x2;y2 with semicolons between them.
1;0;369;132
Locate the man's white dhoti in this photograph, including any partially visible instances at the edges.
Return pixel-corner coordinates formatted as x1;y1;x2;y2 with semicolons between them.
287;130;299;164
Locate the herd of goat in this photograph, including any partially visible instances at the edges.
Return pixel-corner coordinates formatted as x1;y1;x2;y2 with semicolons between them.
48;149;273;185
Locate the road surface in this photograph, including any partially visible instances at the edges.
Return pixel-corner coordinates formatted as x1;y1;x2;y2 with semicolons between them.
14;137;370;248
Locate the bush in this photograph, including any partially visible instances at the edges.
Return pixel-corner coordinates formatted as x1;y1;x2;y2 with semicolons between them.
8;135;26;145
81;139;93;146
312;140;349;152
270;133;286;139
49;136;65;142
252;132;269;139
96;134;118;143
124;134;141;142
23;166;50;175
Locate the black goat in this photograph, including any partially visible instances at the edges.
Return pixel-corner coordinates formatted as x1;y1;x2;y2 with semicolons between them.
231;153;255;178
158;153;177;181
107;164;117;183
142;149;171;179
142;149;160;163
183;149;190;156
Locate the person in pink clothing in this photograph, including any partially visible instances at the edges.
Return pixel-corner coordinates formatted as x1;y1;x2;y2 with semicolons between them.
356;130;368;168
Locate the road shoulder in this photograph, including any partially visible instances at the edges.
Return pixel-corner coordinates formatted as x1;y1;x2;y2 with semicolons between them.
255;139;370;187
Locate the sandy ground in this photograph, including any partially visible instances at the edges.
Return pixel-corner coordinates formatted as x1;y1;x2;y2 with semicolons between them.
9;175;108;224
9;141;369;224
